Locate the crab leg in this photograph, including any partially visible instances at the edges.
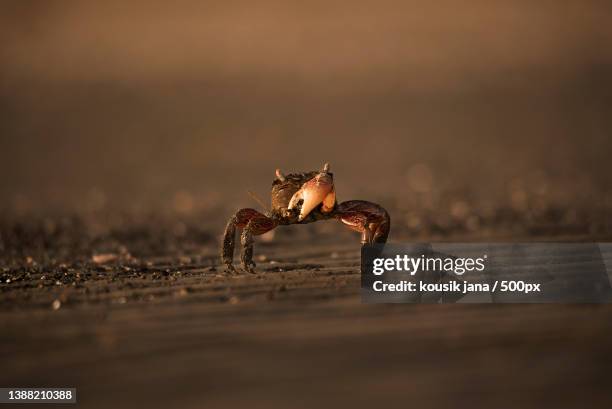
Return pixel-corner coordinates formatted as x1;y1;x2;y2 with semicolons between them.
335;200;390;244
239;216;277;273
221;208;277;273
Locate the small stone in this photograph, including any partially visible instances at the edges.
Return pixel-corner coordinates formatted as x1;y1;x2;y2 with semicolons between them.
51;299;61;310
92;253;118;264
175;288;189;297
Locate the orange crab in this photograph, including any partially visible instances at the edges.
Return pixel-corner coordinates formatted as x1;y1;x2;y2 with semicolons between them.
221;163;390;273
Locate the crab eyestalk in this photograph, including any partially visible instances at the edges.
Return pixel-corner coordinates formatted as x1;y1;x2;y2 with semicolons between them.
288;164;336;221
275;169;286;182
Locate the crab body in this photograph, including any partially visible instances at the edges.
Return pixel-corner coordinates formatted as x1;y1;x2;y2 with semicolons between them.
222;163;390;273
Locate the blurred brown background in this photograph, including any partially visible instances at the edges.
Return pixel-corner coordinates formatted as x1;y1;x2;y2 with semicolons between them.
1;0;611;231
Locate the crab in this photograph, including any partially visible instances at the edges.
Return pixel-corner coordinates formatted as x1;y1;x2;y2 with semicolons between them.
221;163;390;274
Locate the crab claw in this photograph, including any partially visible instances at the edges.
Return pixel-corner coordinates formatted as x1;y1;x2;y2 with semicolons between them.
288;166;336;221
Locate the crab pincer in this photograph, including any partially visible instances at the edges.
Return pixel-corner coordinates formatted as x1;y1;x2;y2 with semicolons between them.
287;164;335;221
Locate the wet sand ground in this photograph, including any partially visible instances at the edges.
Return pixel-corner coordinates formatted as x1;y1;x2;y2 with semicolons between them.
2;217;612;409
